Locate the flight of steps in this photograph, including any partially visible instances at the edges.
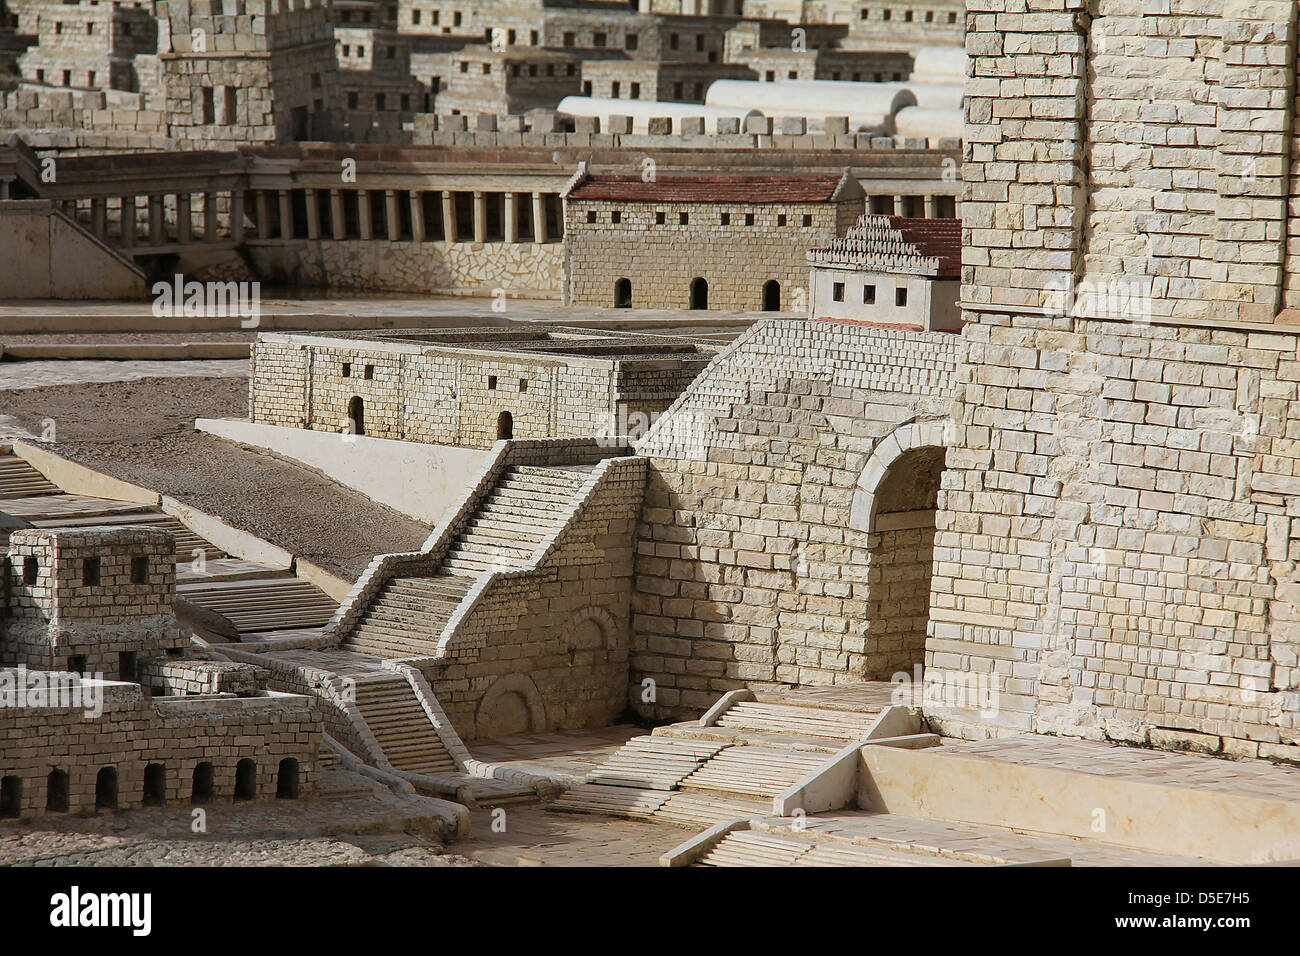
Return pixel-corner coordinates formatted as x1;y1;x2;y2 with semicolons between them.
353;674;459;776
341;465;591;658
554;689;890;830
0;453;59;497
179;576;338;634
695;825;980;867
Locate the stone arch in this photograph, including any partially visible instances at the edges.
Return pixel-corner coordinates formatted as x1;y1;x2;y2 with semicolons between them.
850;419;949;532
347;395;365;436
763;279;781;311
614;277;632;308
475;673;546;739
496;410;513;439
566;605;623;653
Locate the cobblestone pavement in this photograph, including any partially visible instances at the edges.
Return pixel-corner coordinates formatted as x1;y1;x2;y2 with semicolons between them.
0;359;248;391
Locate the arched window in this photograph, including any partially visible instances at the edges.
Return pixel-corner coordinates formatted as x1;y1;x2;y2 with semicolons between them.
277;758;300;799
496;410;513;440
690;277;708;310
191;762;214;805
763;279;781;311
95;767;118;811
46;769;69;813
234;759;256;802
614;277;632;308
346;395;365;436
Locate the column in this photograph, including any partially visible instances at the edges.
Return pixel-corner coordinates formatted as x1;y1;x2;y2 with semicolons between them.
177;194;191;244
504;191;518;243
330;189;345;241
91;197;107;239
442;190;457;243
120;196;135;247
531;192;547;244
472;190;486;243
256;190;271;239
230;191;245;243
924;194;937;218
148;195;164;245
358;189;373;240
305;188;321;240
278;190;294;240
385;189;400;241
410;190;426;243
204;191;219;241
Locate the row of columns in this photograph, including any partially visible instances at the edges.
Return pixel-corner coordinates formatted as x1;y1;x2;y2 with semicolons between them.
79;192;239;247
869;194;958;218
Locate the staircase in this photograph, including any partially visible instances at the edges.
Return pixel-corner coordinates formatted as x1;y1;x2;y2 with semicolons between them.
695;825;982;867
340;465;591;658
555;686;899;829
353;674;459;776
0;453;59;497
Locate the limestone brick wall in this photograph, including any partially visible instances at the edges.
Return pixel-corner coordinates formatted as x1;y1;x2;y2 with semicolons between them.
425;456;647;738
141;658;267;697
928;312;1300;763
629;318;960;718
0;682;320;817
564;198;851;310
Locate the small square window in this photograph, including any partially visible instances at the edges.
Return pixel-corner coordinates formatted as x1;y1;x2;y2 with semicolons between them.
68;655;87;675
364;364;374;380
131;556;149;585
626;34;637;50
611;210;621;224
896;287;908;307
488;375;497;390
745;213;754;226
342;362;351;377
656;211;665;225
720;212;731;226
519;378;528;392
802;214;812;227
882;9;892;20
863;284;876;304
777;214;787;227
679;212;689;225
587;210;597;224
22;556;37;585
82;557;100;586
832;282;845;302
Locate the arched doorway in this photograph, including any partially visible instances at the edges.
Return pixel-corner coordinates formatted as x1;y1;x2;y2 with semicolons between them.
763;279;781;311
46;769;69;813
234;759;256;802
142;762;166;807
614;277;632;308
191;762;214;805
849;421;949;681
346;395;365;436
496;410;513;439
95;767;118;811
277;758;300;799
690;277;708;310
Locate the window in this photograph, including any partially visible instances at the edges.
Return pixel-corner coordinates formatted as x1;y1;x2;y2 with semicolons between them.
883;9;892;20
611;210;621;223
802;214;812;227
765;70;775;81
593;31;605;47
118;651;136;682
788;70;797;79
62;70;70;86
863;284;876;304
611;81;620;98
721;212;730;225
777;214;787;227
630;82;640;99
481;63;490;74
586;210;597;224
745;213;754;226
925;10;934;22
68;655;86;674
363;364;374;380
386;46;396;58
563;31;574;46
519;378;528;392
201;86;215;124
674;81;683;98
342;361;351;376
459;61;468;72
82;557;100;586
347;91;358;109
342;44;350;56
679;212;689;225
904;10;913;21
22;556;37;585
487;375;497;389
131;556;148;584
832;282;845;302
412;9;420;24
695;34;704;51
655;211;665;225
626;34;637;50
948;11;957;22
860;7;868;17
896;287;908;306
530;30;538;44
432;10;439;23
401;94;410;110
453;11;462;25
669;33;679;50
567;64;575;76
582;80;592;95
507;29;516;43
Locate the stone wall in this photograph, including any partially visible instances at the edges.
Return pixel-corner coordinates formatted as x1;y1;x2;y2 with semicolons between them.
0;680;320;817
629;318;960;719
564;196;858;310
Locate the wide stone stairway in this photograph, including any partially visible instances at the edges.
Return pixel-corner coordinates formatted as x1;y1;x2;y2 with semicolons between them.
554;686;900;829
353;673;460;776
341;464;591;658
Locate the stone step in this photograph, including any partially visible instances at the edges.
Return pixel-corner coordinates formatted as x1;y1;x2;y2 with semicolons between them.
585;735;727;790
655;792;771;830
679;746;827;798
551;783;672;818
715;701;881;741
697;830;814;867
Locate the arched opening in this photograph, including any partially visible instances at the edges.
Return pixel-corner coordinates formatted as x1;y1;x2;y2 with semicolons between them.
0;776;21;818
95;767;118;811
496;410;513;440
763;279;781;311
690;277;708;310
860;443;947;680
614;277;632;308
346;395;365;436
277;758;300;799
234;759;256;802
191;762;214;805
45;769;69;813
142;763;166;807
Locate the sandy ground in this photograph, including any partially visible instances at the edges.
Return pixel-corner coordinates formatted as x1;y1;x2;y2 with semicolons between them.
0;375;430;580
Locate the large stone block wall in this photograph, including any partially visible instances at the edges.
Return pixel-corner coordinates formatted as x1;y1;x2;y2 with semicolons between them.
426;457;648;739
927;312;1300;763
629;318;960;719
564;198;856;310
0;682;320;817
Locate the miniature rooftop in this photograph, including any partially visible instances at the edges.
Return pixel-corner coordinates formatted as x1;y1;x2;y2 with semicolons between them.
257;326;723;363
563;166;865;204
808;214;962;277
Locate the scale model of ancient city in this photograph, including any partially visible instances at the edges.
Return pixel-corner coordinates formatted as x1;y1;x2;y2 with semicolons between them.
0;0;1297;868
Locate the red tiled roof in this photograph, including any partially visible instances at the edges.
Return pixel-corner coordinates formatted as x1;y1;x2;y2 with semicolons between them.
890;216;962;277
567;173;847;204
